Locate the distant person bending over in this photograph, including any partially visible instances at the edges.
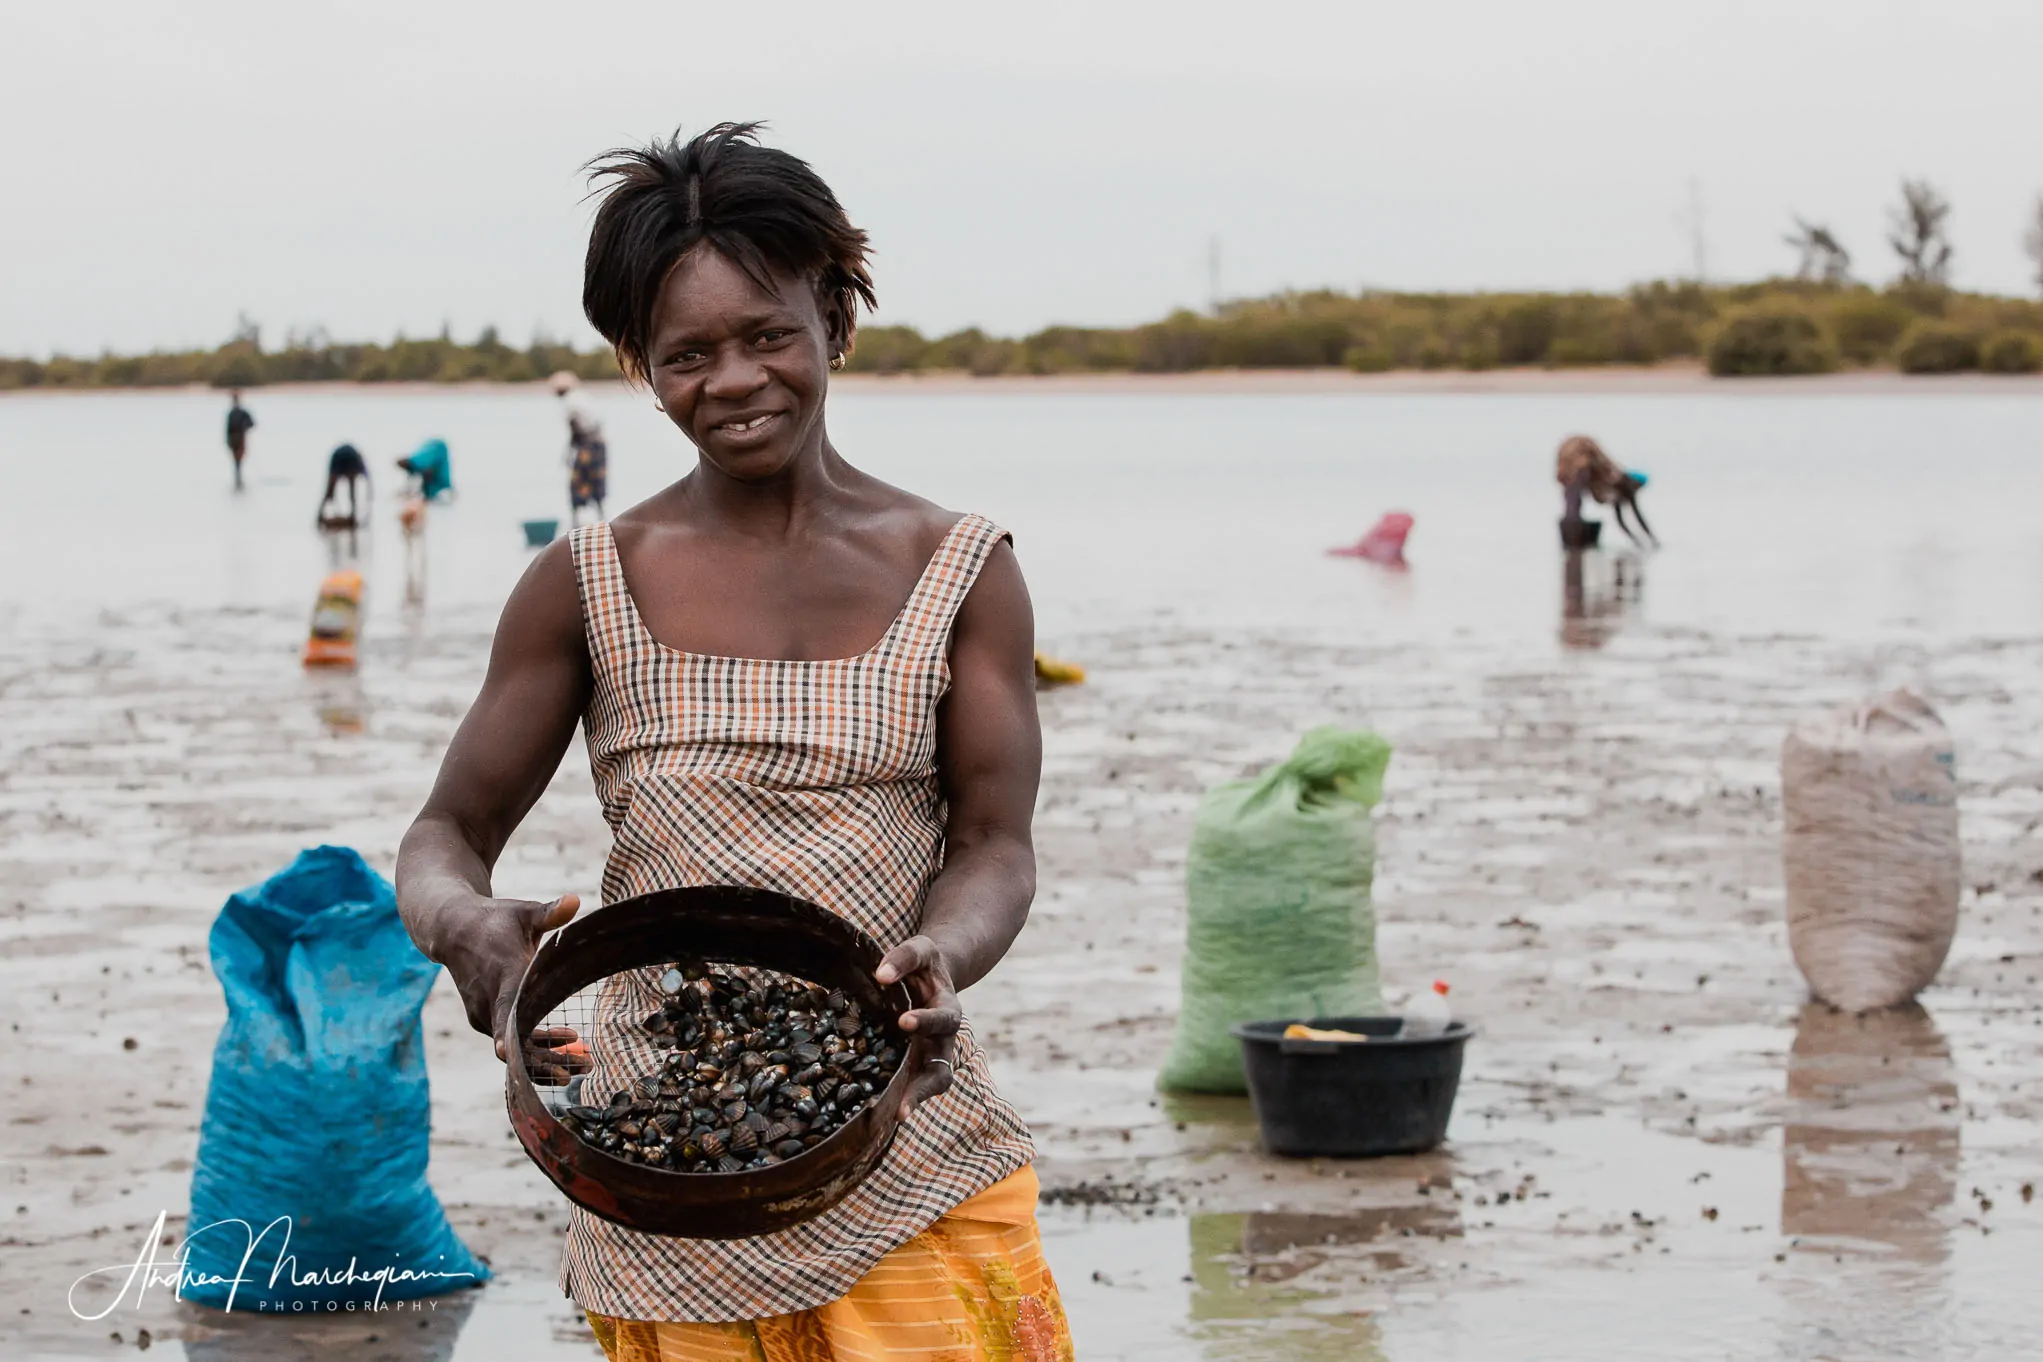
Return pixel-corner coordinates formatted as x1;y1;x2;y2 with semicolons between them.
224;390;255;490
551;372;608;522
1556;434;1656;548
395;438;454;500
317;444;371;526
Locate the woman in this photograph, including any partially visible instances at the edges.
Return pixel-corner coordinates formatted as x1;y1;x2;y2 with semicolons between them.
394;124;1068;1361
395;437;454;500
1556;434;1656;548
552;371;610;523
316;442;370;527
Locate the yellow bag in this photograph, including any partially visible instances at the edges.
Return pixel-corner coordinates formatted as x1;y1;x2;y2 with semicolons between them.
303;569;363;669
1033;652;1086;688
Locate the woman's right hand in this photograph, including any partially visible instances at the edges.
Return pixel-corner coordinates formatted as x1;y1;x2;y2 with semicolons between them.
435;892;581;1060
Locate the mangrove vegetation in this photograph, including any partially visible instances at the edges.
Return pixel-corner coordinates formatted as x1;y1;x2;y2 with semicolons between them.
7;181;2043;388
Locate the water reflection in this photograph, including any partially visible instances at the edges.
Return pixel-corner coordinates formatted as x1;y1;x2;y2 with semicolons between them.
319;524;363;571
309;671;368;735
1560;548;1645;650
1183;1199;1461;1361
1781;1001;1959;1262
178;1284;480;1362
401;499;429;611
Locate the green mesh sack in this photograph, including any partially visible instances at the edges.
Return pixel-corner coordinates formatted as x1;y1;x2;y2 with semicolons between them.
1158;726;1390;1093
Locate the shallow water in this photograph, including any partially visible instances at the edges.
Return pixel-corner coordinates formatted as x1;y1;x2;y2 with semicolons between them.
5;385;2042;1361
5;382;2042;642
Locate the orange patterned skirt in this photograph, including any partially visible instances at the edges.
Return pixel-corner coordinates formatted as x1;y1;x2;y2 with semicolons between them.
584;1167;1073;1362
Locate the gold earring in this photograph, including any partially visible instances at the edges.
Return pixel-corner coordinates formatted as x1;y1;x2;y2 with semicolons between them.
829;353;846;371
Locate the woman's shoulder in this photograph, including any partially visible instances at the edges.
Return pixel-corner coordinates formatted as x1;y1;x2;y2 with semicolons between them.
850;478;990;556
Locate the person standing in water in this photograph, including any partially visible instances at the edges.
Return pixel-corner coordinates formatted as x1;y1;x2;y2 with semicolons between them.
224;390;255;490
1556;434;1656;548
552;371;609;523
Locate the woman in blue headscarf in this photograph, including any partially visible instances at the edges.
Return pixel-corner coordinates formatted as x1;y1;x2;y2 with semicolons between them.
396;439;454;500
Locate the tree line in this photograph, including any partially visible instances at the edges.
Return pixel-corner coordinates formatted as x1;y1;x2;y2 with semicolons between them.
5;181;2041;389
0;322;621;392
857;181;2043;379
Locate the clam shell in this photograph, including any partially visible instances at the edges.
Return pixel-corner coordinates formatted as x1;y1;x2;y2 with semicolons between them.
597;960;909;1173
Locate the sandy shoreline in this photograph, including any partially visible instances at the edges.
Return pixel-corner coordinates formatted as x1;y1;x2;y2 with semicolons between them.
8;593;2041;1360
8;364;2043;399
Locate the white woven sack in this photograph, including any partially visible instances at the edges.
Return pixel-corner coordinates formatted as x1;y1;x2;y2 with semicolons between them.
1782;689;1959;1012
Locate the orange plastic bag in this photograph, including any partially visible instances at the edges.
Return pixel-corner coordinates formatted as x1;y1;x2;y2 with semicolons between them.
303;569;363;669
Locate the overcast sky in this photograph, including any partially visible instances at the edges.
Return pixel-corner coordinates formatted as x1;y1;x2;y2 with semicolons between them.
6;1;2042;357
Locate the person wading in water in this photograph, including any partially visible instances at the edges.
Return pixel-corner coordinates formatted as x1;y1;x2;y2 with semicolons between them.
553;371;610;524
394;123;1069;1361
316;443;371;527
224;390;255;490
1556;434;1656;548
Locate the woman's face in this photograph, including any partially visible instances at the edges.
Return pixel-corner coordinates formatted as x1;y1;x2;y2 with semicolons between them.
645;246;843;482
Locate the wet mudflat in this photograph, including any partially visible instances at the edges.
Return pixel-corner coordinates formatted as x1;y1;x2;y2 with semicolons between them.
4;385;2043;1360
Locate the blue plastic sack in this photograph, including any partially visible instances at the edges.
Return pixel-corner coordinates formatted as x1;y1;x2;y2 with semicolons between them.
183;846;488;1310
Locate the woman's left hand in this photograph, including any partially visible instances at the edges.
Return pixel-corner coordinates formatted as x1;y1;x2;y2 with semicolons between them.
876;934;962;1119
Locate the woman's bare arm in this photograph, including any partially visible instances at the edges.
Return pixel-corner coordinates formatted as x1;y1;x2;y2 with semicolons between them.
876;539;1042;1114
396;539;592;1052
1624;492;1658;546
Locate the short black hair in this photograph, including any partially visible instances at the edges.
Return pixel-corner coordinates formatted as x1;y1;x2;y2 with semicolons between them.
581;122;876;384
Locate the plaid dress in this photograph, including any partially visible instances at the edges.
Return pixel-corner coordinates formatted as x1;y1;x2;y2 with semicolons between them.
560;514;1038;1322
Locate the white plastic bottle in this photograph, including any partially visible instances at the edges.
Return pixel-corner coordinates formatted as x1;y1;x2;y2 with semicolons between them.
1400;980;1453;1039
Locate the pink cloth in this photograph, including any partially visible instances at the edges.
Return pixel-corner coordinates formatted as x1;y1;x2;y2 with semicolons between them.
1328;512;1414;565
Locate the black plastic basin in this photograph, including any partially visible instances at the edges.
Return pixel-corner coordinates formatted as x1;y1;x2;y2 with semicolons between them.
1559;518;1604;550
1230;1016;1472;1158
